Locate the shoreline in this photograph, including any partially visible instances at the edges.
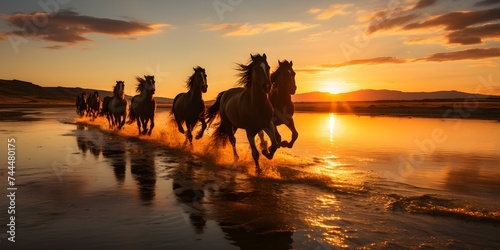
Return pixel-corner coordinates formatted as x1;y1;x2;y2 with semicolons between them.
1;101;500;121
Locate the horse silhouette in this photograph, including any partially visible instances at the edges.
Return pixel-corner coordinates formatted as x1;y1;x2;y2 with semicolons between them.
206;54;279;173
128;75;156;135
172;67;208;146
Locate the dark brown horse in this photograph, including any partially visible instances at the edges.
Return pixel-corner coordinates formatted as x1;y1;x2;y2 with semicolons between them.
206;54;278;173
87;91;101;121
172;67;208;145
258;60;298;148
128;75;156;135
100;96;113;128
75;92;88;116
109;81;128;129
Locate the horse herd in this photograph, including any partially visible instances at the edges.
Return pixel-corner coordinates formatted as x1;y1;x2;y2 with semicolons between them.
75;53;298;173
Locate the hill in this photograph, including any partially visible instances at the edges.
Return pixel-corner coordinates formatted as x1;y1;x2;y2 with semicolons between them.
0;79;173;105
292;89;499;102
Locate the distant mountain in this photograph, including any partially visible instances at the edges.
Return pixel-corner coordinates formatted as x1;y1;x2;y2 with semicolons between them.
0;79;173;105
292;89;499;102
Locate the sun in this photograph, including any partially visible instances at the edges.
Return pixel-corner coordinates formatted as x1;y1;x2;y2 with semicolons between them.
320;80;349;94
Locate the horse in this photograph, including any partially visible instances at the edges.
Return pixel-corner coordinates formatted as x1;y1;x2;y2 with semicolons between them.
109;81;128;129
206;53;279;173
258;60;298;149
172;67;208;146
75;92;88;116
87;91;101;121
128;75;156;135
100;96;113;128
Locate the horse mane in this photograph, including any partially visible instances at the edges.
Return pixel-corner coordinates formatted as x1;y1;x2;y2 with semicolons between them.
236;54;267;88
135;76;146;94
271;60;292;87
186;66;204;90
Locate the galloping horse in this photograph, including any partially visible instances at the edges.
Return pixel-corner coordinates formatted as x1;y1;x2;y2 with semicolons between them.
128;75;156;135
100;96;113;128
206;54;278;173
75;92;88;116
172;67;208;145
258;60;298;148
87;91;101;121
109;81;128;129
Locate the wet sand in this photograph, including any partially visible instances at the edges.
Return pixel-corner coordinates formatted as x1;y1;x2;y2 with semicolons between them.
1;107;499;249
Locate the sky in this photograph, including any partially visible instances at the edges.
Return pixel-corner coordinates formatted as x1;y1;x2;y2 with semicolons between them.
1;0;499;99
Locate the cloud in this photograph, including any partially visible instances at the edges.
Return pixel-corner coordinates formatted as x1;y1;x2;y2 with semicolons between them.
308;4;353;20
413;0;438;9
404;7;500;30
474;0;500;7
367;13;420;34
447;23;500;45
202;22;318;37
321;57;407;68
0;10;171;45
416;47;500;62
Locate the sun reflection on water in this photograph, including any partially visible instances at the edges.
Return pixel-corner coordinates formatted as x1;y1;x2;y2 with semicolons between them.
329;113;335;143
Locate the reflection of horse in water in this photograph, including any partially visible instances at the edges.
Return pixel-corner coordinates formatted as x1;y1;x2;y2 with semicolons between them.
130;146;156;204
101;133;127;184
258;60;299;149
109;81;128;129
172;159;293;248
86;91;101;121
75;124;102;158
75;92;88;117
128;75;156;135
172;67;208;146
206;54;278;173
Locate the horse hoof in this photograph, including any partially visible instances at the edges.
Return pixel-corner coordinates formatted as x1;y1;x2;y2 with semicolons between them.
256;168;262;175
280;141;290;148
261;150;273;160
195;134;202;140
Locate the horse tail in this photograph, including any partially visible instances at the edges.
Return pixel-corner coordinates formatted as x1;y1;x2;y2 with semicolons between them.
206;91;225;126
127;98;137;125
212;118;230;146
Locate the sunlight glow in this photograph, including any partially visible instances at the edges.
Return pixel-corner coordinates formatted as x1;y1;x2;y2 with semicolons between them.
329;113;335;143
320;80;350;94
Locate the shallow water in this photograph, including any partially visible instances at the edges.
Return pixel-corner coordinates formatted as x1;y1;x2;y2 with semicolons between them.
0;107;499;249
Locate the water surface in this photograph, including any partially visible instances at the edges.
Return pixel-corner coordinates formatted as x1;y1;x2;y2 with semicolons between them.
1;107;499;249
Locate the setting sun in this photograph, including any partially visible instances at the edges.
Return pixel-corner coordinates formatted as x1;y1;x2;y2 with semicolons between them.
320;81;351;94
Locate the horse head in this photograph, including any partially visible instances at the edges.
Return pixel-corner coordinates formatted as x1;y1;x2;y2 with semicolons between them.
274;60;297;95
143;75;156;95
191;66;208;93
243;53;271;94
115;81;125;97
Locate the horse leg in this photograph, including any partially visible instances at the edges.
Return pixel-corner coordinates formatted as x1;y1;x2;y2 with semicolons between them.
195;117;207;140
282;119;298;148
135;116;142;135
186;122;194;146
246;130;261;174
176;118;185;134
257;131;268;151
148;116;155;136
261;122;279;160
142;119;149;135
229;127;239;163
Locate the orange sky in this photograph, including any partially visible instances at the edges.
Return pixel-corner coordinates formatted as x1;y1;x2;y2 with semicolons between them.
0;0;499;99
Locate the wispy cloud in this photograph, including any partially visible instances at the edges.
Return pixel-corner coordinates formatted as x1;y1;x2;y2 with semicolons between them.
0;10;171;47
474;0;500;7
308;3;353;20
202;22;318;37
416;47;500;62
447;23;500;45
321;57;407;68
404;7;500;30
412;0;438;10
367;14;420;34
